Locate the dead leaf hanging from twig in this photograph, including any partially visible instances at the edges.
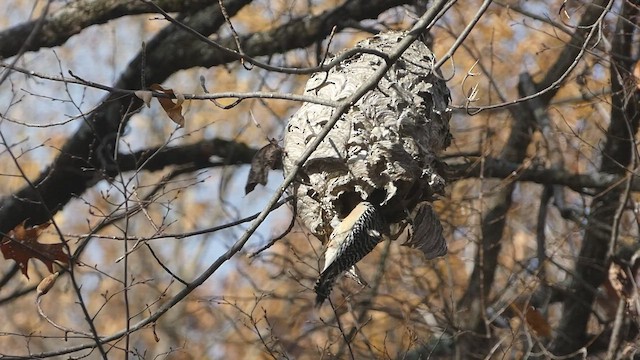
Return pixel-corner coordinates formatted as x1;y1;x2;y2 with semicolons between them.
0;222;69;278
134;90;153;107
37;272;60;296
245;141;283;194
149;84;186;127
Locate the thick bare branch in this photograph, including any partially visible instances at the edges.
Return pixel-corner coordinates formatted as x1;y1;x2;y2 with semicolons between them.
446;157;634;192
117;138;258;172
0;0;216;59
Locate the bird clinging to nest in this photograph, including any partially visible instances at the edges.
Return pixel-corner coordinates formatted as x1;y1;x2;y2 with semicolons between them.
282;31;451;306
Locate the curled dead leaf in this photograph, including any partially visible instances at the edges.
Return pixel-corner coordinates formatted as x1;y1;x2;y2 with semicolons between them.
508;302;552;338
150;84;186;127
134;90;153;108
37;272;60;296
245;141;283;194
175;91;185;104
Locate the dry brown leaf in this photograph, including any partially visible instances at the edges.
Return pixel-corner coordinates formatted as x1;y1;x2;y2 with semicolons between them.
0;222;69;279
134;90;153;107
245;141;283;194
37;272;60;296
523;305;552;338
509;302;552;338
608;259;639;314
609;260;629;298
150;84;185;127
633;60;640;90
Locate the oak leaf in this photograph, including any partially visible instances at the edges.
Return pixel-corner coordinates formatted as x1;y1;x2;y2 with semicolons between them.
0;222;69;278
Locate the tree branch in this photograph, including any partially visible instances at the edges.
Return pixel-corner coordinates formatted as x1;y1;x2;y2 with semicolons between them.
117;138;258;172
551;0;640;355
0;0;217;59
108;140;640;194
455;1;613;356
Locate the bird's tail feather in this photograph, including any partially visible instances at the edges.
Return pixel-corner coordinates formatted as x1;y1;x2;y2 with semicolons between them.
314;264;341;307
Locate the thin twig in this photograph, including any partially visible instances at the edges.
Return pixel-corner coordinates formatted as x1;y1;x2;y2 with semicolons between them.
0;64;340;107
0;0;52;87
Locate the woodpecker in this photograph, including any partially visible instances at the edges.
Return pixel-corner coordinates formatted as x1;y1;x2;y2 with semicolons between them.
281;31;452;307
314;201;386;306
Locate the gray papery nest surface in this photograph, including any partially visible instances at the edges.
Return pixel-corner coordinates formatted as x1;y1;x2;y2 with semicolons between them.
283;31;451;261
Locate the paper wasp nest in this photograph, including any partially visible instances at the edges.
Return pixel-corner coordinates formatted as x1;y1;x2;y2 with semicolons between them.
283;31;451;257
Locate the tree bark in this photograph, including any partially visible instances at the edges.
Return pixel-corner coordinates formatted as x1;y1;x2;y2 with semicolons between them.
550;0;640;355
455;1;613;357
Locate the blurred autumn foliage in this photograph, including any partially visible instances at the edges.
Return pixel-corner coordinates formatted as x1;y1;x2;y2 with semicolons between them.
0;0;639;359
